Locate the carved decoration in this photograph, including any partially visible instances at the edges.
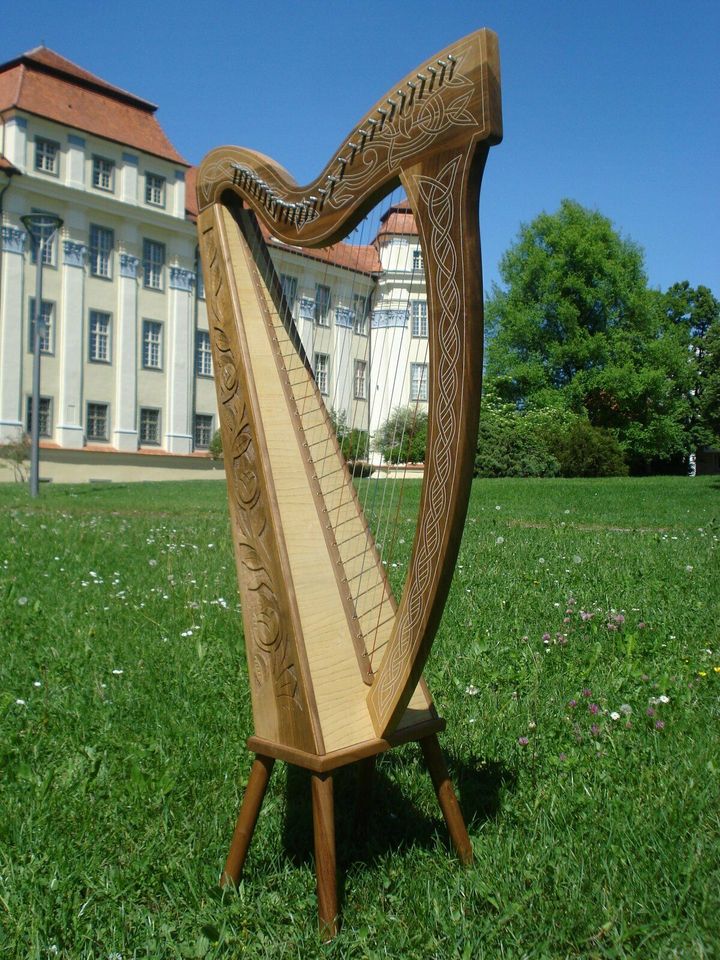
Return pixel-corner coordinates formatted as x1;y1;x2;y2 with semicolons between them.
202;225;311;733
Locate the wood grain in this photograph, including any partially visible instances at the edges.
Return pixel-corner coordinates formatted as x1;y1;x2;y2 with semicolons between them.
220;755;275;887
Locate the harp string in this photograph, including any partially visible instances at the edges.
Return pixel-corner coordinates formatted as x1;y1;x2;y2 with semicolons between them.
236;188;429;678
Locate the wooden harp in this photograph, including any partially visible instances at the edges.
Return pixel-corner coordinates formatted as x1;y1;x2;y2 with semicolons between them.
196;28;501;937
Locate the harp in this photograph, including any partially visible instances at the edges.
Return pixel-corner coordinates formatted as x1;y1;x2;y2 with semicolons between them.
196;28;501;938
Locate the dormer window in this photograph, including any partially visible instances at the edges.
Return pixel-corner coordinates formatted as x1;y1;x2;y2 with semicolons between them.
92;155;114;191
145;173;166;207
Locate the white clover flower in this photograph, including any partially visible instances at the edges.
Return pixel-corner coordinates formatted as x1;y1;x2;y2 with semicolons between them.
33;681;41;688
610;711;621;721
658;695;670;704
15;698;27;706
620;704;632;715
465;684;480;696
17;596;28;606
111;669;123;676
495;536;505;545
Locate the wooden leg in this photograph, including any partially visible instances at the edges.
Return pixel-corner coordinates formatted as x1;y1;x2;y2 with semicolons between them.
420;734;473;865
353;755;376;842
220;755;275;888
311;771;338;940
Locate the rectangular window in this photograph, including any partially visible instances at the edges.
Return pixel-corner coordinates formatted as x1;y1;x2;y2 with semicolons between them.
196;269;205;300
35;138;59;175
411;300;428;338
194;414;213;449
139;407;161;445
143;239;165;290
26;396;52;437
142;320;162;369
92;156;114;191
29;299;54;353
412;248;424;272
352;294;369;335
29;211;59;266
280;274;298;310
89;224;113;278
89;310;111;363
354;359;367;400
410;362;429;402
86;402;109;441
195;330;212;377
145;173;166;206
314;352;330;395
315;284;331;326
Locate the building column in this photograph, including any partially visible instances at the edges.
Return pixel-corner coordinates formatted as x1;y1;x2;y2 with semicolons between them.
165;267;195;454
114;253;139;450
3;117;27;170
66;135;86;189
56;239;86;447
0;226;26;442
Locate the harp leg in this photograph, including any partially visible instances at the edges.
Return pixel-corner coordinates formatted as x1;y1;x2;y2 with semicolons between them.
311;771;338;940
420;734;473;865
220;754;275;887
353;756;376;843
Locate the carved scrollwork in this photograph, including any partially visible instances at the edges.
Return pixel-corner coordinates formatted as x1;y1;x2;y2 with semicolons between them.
202;224;304;718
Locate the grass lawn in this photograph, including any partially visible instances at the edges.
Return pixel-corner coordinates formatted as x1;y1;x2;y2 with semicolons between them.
1;476;718;959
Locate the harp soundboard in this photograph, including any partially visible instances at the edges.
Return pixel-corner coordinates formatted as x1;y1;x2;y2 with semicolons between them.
196;28;502;938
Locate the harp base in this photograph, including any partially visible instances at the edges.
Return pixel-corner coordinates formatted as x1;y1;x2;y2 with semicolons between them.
220;724;472;940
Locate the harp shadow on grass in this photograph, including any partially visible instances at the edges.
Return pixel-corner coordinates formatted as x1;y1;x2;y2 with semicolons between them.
279;745;515;914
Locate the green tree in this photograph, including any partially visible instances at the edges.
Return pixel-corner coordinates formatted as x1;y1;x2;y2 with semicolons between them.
663;282;720;447
485;200;698;472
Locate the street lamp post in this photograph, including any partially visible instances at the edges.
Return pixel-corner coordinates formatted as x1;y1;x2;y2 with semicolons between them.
20;213;63;498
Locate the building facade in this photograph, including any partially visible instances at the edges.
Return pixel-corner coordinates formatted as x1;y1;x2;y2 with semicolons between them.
0;47;427;482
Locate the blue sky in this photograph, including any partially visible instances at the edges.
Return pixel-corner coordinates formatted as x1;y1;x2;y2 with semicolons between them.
2;0;718;297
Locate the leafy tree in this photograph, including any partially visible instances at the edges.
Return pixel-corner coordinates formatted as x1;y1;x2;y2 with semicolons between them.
695;318;720;443
485;200;700;471
663;282;720;447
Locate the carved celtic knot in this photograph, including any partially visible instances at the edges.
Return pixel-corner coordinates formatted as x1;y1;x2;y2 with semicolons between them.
375;155;463;717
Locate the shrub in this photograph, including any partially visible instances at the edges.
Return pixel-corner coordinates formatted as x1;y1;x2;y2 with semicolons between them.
0;432;31;482
208;429;223;461
548;420;628;477
475;407;560;478
374;407;428;464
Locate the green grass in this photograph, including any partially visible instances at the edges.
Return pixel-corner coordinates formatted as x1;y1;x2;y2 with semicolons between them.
1;476;718;959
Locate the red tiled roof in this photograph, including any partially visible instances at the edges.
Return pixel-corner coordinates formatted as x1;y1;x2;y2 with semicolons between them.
0;46;187;166
185;165;198;220
377;201;417;238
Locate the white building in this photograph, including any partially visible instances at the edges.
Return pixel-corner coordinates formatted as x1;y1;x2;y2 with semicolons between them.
0;47;427;482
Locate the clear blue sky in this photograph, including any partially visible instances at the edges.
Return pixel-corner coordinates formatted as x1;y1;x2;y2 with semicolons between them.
3;0;718;297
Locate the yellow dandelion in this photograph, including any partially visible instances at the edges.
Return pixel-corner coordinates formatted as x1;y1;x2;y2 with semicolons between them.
698;671;707;677
713;666;720;674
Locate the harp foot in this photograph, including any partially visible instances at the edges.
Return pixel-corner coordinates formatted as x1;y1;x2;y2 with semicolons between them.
311;771;338;940
420;734;473;865
220;754;275;887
